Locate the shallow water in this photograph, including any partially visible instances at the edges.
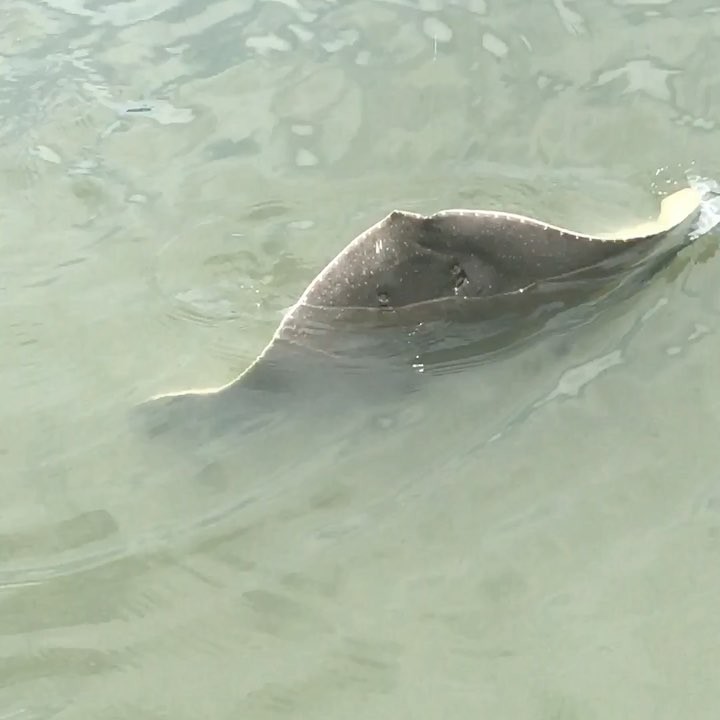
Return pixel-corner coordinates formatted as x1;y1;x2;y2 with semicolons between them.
3;0;720;717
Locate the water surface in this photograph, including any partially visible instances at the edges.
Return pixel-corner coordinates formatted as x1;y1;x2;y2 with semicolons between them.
2;0;720;717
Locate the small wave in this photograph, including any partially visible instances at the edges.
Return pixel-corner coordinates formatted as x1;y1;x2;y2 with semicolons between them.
0;492;260;589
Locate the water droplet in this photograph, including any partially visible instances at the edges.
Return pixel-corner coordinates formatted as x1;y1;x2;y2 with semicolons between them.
423;17;453;43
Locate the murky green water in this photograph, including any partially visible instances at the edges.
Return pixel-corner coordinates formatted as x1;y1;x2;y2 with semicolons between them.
3;0;720;717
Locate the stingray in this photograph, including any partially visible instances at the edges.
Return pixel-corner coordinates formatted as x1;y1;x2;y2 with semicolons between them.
138;185;707;444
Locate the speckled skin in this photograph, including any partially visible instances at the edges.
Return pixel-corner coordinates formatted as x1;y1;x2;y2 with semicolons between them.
295;208;685;311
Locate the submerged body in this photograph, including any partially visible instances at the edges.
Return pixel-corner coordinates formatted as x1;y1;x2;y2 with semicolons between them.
140;185;706;442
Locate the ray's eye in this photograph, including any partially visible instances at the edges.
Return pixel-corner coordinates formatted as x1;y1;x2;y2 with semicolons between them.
451;263;468;288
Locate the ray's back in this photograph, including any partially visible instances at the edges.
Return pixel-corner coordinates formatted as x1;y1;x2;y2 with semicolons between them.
299;209;662;311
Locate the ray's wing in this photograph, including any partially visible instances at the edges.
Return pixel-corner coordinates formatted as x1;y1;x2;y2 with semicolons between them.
418;186;703;295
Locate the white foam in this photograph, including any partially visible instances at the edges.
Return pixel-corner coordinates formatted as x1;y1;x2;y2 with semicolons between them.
467;0;487;13
31;145;62;164
295;149;319;167
288;23;314;42
291;124;314;137
355;50;371;66
422;17;453;43
482;32;509;58
246;34;292;53
687;175;720;239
